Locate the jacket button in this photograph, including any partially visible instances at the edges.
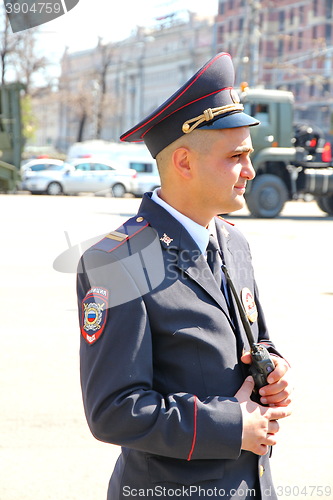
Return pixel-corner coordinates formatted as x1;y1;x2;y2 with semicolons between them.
259;465;265;477
136;217;144;223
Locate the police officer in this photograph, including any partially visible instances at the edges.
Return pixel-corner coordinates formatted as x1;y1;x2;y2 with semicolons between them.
77;52;293;499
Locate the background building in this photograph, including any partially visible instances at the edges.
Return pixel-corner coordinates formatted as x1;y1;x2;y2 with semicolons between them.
216;0;333;133
30;1;333;153
56;12;215;152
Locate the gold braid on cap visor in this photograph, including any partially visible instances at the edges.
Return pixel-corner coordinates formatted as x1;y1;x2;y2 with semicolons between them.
182;104;244;134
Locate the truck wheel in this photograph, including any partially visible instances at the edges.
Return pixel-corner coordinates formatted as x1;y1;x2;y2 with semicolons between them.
316;195;333;216
245;174;288;218
111;183;126;198
46;182;63;195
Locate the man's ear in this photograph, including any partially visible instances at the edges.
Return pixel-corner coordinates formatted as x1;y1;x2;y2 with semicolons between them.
172;147;193;180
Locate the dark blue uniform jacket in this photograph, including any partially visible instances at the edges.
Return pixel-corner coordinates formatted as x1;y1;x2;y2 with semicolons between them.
77;193;280;499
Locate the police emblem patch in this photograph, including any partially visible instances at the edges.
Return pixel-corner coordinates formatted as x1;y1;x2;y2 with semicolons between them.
81;287;109;344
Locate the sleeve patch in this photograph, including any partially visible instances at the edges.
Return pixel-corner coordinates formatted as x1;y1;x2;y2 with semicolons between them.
81;287;109;344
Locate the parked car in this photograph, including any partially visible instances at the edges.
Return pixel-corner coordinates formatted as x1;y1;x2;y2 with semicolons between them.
66;142;161;197
21;158;67;173
23;159;138;196
127;160;161;196
20;159;70;189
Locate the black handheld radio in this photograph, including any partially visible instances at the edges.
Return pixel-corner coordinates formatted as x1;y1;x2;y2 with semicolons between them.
221;265;275;398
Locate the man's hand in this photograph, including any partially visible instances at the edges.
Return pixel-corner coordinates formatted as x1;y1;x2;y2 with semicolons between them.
241;351;293;407
235;376;292;455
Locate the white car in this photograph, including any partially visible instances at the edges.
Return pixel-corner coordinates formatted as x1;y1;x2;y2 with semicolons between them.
21;158;66;173
127;160;161;196
23;159;138;197
21;159;70;188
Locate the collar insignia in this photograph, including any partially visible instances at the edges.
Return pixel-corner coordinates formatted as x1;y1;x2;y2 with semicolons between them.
160;233;173;246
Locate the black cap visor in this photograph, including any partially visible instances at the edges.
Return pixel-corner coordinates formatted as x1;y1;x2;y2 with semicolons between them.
198;111;259;131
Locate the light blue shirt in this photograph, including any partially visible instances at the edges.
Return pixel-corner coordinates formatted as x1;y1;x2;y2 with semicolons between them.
151;189;229;300
151;188;212;254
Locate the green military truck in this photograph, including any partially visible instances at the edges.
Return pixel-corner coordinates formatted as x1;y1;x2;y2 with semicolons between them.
240;86;333;217
0;82;24;192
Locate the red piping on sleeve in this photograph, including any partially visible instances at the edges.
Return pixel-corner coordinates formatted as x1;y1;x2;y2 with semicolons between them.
187;395;198;461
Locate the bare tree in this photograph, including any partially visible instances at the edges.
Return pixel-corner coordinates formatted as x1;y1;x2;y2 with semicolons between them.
0;5;50;93
0;6;22;84
94;38;114;139
59;74;96;143
12;30;49;95
58;40;116;145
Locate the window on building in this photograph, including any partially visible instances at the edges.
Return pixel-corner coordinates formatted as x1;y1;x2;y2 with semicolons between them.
288;34;293;52
313;0;318;16
312;26;317;39
298;32;303;49
309;82;315;97
325;23;332;42
228;0;233;10
290;8;294;24
179;65;187;84
323;79;330;94
299;6;305;24
279;11;285;31
238;17;244;31
218;0;224;15
228;19;233;32
217;25;224;44
326;0;332;19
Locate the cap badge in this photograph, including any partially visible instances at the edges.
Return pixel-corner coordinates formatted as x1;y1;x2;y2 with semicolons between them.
241;287;258;323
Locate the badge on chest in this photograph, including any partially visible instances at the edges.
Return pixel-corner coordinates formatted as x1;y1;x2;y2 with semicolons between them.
241;288;258;323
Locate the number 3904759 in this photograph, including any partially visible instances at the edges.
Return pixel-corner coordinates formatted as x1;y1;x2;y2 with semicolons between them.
5;3;62;14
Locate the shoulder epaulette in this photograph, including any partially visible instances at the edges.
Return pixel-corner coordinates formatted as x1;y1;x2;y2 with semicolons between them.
93;216;149;253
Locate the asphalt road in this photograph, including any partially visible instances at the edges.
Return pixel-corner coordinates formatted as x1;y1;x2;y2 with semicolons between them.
1;193;333;500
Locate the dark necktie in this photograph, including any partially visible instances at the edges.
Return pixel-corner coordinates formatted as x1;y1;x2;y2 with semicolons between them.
206;234;233;312
206;235;222;288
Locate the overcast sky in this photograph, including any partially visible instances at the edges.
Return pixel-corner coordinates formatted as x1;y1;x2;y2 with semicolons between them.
39;0;218;61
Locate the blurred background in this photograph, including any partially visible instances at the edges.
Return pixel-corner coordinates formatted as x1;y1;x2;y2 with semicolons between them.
1;0;333;158
1;2;333;499
1;0;333;219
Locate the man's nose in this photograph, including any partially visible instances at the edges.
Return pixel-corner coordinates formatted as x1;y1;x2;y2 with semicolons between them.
241;158;256;180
